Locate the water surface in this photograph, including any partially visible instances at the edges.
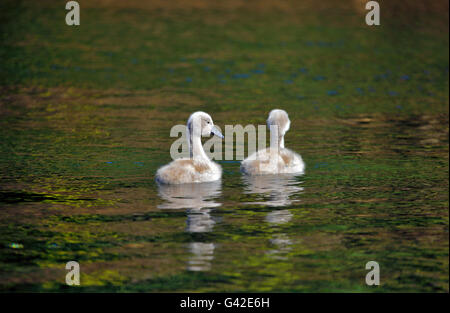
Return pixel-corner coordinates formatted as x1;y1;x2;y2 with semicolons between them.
0;99;448;292
0;1;448;292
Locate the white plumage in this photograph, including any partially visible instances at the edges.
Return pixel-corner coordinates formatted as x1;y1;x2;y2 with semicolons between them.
156;112;223;184
241;109;305;175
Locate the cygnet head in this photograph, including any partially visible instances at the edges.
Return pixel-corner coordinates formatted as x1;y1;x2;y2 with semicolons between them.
267;109;290;136
187;111;224;139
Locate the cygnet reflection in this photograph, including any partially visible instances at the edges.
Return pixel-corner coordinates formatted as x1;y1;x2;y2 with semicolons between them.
187;242;215;272
265;209;294;259
185;207;217;271
157;181;221;272
250;176;299;260
265;209;293;225
266;233;293;260
157;180;222;210
186;207;216;233
242;174;303;207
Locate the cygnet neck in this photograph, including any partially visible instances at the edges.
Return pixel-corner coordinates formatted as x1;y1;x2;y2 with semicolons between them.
189;131;210;162
270;125;285;149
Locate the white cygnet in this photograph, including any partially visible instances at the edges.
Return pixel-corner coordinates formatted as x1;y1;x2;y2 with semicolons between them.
156;111;223;184
240;109;305;175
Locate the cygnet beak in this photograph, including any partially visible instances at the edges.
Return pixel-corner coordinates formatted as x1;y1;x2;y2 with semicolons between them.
211;126;224;139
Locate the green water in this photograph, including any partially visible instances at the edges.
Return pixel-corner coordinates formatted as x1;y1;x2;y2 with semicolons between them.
0;1;448;292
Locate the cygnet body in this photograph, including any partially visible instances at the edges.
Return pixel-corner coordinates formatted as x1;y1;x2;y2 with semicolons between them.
156;112;223;184
240;109;305;175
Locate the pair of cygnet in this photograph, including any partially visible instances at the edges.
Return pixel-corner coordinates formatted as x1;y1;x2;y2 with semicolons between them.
155;109;305;184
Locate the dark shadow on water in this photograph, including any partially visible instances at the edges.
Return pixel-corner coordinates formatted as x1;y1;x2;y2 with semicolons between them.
0;191;57;203
0;191;96;204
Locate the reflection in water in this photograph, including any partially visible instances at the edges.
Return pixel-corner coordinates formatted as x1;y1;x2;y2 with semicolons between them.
186;208;215;233
157;181;221;272
242;175;303;260
265;209;293;225
187;242;215;272
266;210;294;260
157;181;222;210
266;234;293;260
243;174;303;207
